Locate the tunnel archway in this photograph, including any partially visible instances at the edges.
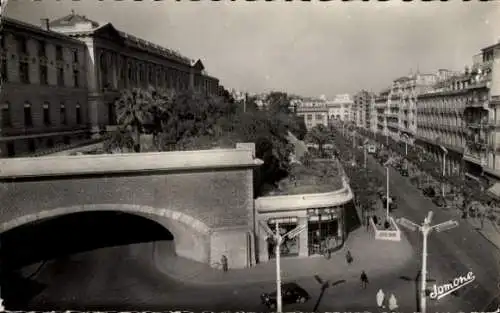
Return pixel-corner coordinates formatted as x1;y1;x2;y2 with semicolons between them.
0;205;212;310
0;204;212;267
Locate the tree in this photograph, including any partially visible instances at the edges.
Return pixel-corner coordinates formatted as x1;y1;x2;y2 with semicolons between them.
115;87;154;152
266;91;291;114
305;124;333;157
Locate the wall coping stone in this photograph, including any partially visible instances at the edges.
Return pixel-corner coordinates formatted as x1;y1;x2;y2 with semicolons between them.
0;145;263;179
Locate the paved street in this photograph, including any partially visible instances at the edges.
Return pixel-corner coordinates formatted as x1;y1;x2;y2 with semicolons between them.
365;152;500;312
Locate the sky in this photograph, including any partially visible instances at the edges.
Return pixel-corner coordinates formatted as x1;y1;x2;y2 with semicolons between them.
4;0;500;99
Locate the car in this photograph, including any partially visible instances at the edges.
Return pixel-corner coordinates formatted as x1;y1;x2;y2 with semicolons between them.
367;145;376;154
260;282;310;309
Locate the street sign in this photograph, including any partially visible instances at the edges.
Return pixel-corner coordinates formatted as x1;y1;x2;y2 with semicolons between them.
396;217;419;232
259;220;274;237
285;224;306;239
433;220;459;233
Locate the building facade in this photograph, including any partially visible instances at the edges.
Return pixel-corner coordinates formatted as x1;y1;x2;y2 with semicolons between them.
0;13;222;157
0;17;89;157
374;88;390;137
353;90;375;129
416;42;500;183
48;11;220;138
295;100;329;130
327;94;354;122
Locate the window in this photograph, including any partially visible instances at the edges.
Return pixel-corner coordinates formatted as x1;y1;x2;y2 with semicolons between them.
73;70;80;87
6;142;15;157
1;58;6;83
28;139;36;153
72;49;79;63
24;102;32;127
39;64;48;85
17;36;27;55
55;45;63;61
43;102;51;125
19;62;29;84
37;41;45;57
60;103;67;125
57;67;64;86
315;114;323;120
76;103;81;124
1;103;11;127
307;114;313;121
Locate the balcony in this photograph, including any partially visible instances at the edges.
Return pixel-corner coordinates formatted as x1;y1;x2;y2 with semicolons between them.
466;122;489;129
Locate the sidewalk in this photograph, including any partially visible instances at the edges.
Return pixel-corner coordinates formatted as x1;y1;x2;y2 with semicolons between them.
154;227;415;286
466;216;500;250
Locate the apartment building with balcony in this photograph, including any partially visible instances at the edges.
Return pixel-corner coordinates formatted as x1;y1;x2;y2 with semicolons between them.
353;90;375;130
374;88;390;137
0;17;89;157
415;41;500;185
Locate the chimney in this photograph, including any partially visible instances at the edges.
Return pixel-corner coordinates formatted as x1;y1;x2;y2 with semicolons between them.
40;18;50;31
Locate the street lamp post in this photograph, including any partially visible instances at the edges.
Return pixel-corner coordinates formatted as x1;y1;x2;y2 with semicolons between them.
383;158;394;220
261;220;306;313
397;212;459;313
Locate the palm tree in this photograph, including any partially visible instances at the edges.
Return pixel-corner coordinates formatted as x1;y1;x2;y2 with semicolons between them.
115;87;154;152
306;124;332;157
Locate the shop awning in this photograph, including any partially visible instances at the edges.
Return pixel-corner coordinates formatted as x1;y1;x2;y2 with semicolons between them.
487;182;500;199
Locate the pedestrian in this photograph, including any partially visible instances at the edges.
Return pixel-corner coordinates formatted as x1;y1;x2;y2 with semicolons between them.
376;289;385;308
360;270;369;289
388;293;398;312
373;215;378;225
221;255;228;272
346;250;353;265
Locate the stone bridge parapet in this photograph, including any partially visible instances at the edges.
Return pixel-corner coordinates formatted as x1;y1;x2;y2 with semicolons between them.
0;145;263;269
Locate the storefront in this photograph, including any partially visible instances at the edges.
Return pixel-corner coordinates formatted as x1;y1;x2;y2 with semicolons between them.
307;206;343;255
255;176;353;263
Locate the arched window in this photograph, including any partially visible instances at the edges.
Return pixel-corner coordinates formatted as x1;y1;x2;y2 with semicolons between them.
1;102;11;127
60;102;67;125
24;102;33;127
76;102;82;124
43;101;51;126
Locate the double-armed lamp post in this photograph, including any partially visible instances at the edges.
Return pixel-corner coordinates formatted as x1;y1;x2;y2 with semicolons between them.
260;220;306;313
397;212;458;313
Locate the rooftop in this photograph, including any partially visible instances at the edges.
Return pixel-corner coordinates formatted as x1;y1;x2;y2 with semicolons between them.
264;159;344;196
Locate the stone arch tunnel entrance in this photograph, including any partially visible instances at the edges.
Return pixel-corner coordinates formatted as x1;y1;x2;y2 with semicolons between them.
0;209;199;310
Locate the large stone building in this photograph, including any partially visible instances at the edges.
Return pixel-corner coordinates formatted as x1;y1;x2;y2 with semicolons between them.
0;12;221;157
1;17;89;157
295;98;329;130
416;41;500;185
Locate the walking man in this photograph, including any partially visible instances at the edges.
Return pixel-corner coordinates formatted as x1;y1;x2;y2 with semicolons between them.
346;250;353;265
221;255;228;272
360;270;369;289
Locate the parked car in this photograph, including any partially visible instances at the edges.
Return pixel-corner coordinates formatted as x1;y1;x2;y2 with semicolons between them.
261;282;310;309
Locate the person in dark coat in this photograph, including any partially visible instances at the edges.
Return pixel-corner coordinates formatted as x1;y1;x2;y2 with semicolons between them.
373;215;379;225
346;250;353;265
360;270;369;289
221;255;228;272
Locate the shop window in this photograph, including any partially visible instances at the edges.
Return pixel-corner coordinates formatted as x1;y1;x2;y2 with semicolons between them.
267;217;299;259
6;142;15;157
307;206;342;256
